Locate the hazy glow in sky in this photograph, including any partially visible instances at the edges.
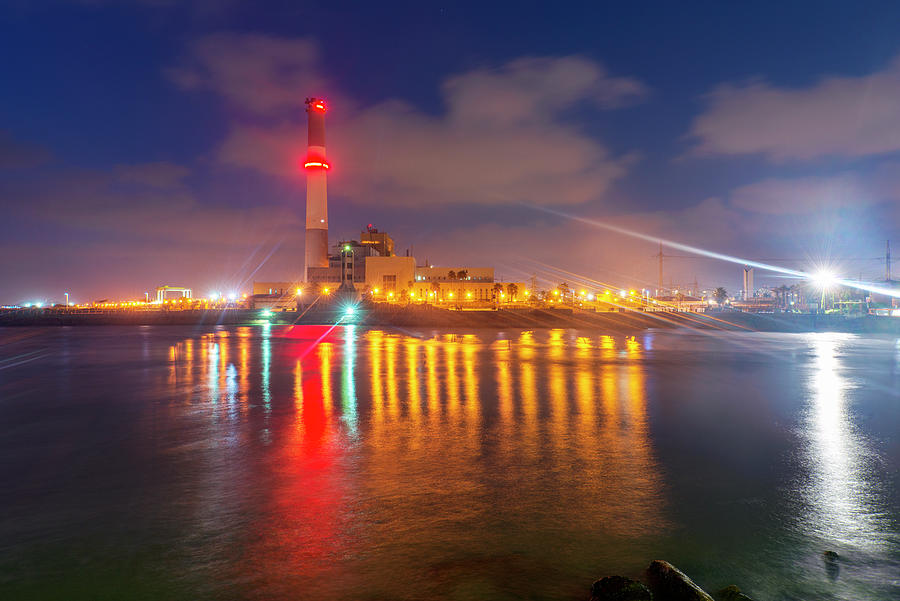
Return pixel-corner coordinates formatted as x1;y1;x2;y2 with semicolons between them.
2;2;900;302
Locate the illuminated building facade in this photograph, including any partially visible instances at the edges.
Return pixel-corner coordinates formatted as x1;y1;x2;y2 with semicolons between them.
364;256;417;294
360;225;394;257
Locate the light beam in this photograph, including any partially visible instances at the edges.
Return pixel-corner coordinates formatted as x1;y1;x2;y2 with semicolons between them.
532;206;900;298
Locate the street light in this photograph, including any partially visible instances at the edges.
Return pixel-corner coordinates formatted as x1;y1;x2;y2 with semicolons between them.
811;270;838;290
811;270;838;311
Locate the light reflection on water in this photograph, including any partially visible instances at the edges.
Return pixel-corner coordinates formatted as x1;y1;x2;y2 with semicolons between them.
807;334;879;548
1;327;899;600
165;326;667;598
787;333;898;597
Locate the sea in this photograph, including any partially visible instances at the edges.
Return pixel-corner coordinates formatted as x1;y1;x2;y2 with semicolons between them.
1;325;898;600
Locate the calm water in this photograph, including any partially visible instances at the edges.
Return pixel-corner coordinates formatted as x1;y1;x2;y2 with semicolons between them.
1;326;898;600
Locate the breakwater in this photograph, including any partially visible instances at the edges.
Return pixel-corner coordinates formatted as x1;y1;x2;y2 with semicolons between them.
3;305;900;333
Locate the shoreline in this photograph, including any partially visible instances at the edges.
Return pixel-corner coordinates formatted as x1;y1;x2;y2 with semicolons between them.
2;306;900;334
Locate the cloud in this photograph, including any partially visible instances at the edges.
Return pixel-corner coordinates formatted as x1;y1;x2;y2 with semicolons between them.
729;175;868;215
727;162;900;215
168;33;329;117
7;163;299;247
689;56;900;161
412;197;776;290
115;161;190;188
173;34;646;207
0;130;52;169
1;160;305;300
440;56;647;125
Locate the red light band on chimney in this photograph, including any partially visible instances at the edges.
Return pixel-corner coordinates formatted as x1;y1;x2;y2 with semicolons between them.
304;160;330;169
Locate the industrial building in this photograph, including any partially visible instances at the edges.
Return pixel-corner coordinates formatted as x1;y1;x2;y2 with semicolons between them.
251;96;525;309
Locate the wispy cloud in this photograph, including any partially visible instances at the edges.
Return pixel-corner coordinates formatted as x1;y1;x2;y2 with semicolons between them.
0;130;52;170
688;56;900;161
172;33;647;207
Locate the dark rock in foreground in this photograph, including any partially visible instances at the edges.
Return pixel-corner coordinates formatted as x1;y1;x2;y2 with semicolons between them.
716;584;754;601
646;560;714;601
590;575;652;600
823;550;840;581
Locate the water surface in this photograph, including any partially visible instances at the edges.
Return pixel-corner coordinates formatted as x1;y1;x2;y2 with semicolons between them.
1;326;898;600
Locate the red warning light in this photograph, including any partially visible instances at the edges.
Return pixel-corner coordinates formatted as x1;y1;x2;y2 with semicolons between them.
304;160;330;170
305;97;328;113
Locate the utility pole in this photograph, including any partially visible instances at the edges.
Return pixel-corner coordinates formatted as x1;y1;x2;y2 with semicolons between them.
657;241;663;295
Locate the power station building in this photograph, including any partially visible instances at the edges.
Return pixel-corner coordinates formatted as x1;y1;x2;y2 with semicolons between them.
251;96;524;308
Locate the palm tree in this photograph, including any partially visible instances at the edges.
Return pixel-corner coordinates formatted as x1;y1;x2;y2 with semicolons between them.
457;269;468;280
714;287;727;304
558;282;571;302
774;285;790;309
506;283;518;300
447;270;457;280
492;282;504;301
430;281;441;301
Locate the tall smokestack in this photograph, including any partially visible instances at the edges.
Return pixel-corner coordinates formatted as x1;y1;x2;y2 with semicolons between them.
304;97;329;281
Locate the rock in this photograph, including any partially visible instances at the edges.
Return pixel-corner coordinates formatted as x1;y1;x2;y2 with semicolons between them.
823;550;839;581
590;575;653;601
646;560;714;601
716;584;754;601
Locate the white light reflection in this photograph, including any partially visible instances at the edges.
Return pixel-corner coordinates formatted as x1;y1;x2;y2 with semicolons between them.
225;364;238;420
804;334;884;554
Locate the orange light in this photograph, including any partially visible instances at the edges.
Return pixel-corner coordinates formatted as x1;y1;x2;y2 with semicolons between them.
304;161;330;169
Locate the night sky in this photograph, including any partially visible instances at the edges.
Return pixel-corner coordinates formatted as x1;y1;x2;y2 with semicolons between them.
3;1;900;304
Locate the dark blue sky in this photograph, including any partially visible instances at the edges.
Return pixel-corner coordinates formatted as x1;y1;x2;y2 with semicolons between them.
3;1;900;302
